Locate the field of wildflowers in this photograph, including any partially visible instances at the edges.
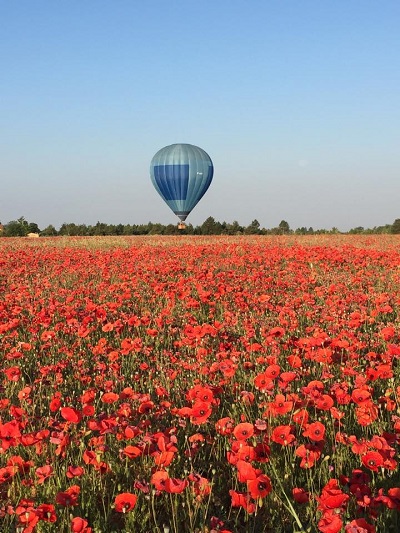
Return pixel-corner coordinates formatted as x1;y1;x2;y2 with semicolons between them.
1;235;400;532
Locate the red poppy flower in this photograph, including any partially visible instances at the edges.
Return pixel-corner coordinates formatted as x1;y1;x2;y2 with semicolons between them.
355;404;378;426
15;501;40;529
123;445;142;459
264;364;281;379
7;455;33;474
235;444;256;462
233;422;254;441
4;366;22;382
254;372;274;392
41;330;55;342
229;490;256;514
66;466;84;479
318;481;349;512
254;419;267;431
268;394;293;416
0;398;9;410
295;443;322;468
271;425;295;446
303;422;326;442
288;354;302;368
71;517;93;532
101;392;119;404
36;503;57;523
318;510;343;533
187;385;214;403
153;450;175;467
156;433;178;453
247;473;272;499
375;363;393;379
315;394;334;410
215;417;235;435
151;470;169;491
123;426;141;439
236;460;257;482
114;492;137;513
0;466;16;484
0;420;21;450
77;326;91;338
253;442;270;462
380;326;395;340
292;409;309;427
361;451;384;472
279;371;297;385
138;400;155;414
174;406;193;418
302;380;324;398
351;388;372;406
35;465;54;484
60;407;82;424
330;382;351;405
347;468;370;487
344;518;376;532
218;359;237;377
82;449;100;466
269;327;285;337
190;401;212;424
119;387;135;400
56;485;80;507
164;477;189;494
49;394;61;412
376;487;400;511
330;407;345;420
18;386;32;401
188;473;211;500
292;487;310;503
240;390;255;404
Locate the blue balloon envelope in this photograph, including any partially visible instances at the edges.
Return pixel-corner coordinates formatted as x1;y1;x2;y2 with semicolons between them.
150;143;214;221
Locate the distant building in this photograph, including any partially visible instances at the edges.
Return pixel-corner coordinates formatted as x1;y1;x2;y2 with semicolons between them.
27;233;40;238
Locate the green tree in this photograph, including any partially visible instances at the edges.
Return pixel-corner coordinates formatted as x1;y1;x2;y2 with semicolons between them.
122;224;133;235
245;219;261;235
391;219;400;234
27;222;41;234
201;216;220;235
4;218;28;236
278;220;290;234
41;225;58;236
164;224;180;235
295;227;308;235
93;222;110;236
59;223;80;236
225;220;243;235
148;222;164;235
373;224;392;234
349;226;364;234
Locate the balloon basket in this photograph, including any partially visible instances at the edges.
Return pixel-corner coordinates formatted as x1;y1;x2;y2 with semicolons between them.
178;222;186;230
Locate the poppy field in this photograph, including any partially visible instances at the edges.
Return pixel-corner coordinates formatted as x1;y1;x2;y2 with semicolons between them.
1;235;400;533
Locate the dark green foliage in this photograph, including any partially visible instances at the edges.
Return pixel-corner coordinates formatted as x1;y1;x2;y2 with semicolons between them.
391;219;400;234
2;216;400;237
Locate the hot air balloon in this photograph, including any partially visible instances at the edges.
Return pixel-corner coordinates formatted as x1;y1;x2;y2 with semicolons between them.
150;143;214;228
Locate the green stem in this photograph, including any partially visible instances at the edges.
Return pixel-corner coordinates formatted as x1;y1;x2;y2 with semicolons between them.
269;460;305;532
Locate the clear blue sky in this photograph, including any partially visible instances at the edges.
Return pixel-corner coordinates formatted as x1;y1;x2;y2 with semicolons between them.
1;1;399;231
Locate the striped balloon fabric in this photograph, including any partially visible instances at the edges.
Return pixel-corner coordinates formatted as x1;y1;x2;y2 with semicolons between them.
150;143;214;221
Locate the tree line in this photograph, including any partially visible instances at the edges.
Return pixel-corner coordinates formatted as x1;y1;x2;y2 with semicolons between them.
1;216;400;237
